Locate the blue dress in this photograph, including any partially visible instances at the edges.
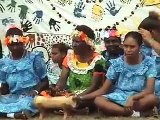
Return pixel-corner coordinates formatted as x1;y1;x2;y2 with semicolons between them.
103;55;157;106
140;43;152;56
0;51;47;113
140;44;160;95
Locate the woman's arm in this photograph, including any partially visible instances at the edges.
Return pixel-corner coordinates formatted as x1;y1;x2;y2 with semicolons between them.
79;72;104;96
56;66;69;90
148;40;160;55
139;28;160;55
132;78;155;101
80;80;112;100
33;76;49;93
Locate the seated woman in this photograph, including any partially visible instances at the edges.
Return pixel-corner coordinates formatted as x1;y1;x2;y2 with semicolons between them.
0;27;49;119
75;31;158;116
56;25;106;95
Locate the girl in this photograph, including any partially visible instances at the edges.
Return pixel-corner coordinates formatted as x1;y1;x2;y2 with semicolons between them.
47;43;70;85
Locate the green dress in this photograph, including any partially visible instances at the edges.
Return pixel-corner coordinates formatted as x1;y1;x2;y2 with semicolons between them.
63;49;105;93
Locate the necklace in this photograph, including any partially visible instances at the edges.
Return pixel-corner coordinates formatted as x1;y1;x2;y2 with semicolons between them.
10;50;26;60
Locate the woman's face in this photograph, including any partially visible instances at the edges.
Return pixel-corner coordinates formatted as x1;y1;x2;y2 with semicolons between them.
72;36;88;55
51;48;63;63
123;37;140;57
7;42;24;54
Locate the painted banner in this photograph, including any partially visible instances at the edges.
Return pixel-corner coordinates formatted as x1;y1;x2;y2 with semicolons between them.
1;0;160;56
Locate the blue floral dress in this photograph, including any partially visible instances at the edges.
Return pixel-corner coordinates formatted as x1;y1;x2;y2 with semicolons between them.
103;55;157;106
0;51;47;113
140;43;152;56
154;54;160;113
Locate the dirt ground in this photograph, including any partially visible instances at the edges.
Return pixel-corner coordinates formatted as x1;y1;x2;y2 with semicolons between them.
2;113;159;120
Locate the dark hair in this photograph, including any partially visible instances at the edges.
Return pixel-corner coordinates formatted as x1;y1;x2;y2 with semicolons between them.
138;11;160;32
75;25;95;40
5;27;23;37
124;31;143;46
52;43;70;54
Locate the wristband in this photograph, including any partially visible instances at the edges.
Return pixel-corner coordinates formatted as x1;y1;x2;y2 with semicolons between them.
79;96;84;100
33;90;39;94
0;83;1;88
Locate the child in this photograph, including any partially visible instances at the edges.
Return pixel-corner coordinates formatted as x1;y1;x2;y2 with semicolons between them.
47;43;70;85
40;43;70;97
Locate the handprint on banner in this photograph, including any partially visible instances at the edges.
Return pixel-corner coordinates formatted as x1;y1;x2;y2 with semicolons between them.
74;0;86;18
21;20;32;32
105;0;122;16
120;0;132;4
25;0;33;3
49;18;61;31
58;0;72;6
95;30;103;45
38;0;43;3
86;0;103;3
2;17;15;26
18;5;28;20
33;10;43;24
0;4;5;13
6;0;17;12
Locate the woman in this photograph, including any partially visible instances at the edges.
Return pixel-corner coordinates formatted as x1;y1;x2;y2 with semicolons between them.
138;11;160;113
0;27;49;119
56;25;106;95
75;31;157;116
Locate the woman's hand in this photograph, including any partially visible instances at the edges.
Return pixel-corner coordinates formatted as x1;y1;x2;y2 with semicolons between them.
0;83;9;95
139;28;153;41
124;96;134;113
72;95;83;102
28;90;39;97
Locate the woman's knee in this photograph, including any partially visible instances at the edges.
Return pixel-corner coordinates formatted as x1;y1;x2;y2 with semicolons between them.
134;94;158;111
94;96;106;106
147;94;158;105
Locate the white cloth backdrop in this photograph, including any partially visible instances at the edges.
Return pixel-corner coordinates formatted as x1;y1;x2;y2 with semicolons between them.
1;0;160;56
